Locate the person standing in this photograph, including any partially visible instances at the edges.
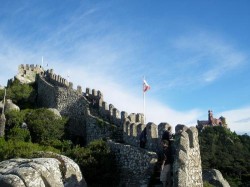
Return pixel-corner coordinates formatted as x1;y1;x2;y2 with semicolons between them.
162;126;172;143
160;140;172;187
139;128;147;148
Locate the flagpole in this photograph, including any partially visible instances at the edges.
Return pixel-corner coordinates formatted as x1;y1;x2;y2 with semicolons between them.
42;56;44;67
143;76;146;124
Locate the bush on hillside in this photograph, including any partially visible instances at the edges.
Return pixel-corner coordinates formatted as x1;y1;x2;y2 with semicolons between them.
0;138;58;161
5;108;68;145
199;126;250;187
7;125;31;142
66;139;119;187
25;108;68;144
0;79;36;109
5;110;26;135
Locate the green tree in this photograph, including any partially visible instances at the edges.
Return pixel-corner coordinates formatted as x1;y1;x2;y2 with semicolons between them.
0;138;58;161
66;139;119;186
5;110;26;137
25;108;67;144
199;126;250;187
0;79;36;109
7;125;31;142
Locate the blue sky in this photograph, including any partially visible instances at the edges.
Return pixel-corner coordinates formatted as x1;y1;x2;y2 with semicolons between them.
0;0;250;134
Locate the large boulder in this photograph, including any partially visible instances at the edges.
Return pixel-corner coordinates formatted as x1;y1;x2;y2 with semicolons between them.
0;152;87;187
48;108;62;119
15;74;33;84
0;99;20;113
203;169;230;187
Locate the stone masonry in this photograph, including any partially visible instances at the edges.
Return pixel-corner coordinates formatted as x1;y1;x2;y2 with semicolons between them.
17;64;203;186
173;125;203;187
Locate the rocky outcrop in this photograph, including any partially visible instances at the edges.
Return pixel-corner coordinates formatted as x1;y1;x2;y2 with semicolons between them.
15;74;33;84
48;108;62;118
0;99;20;113
0;152;87;187
203;169;230;187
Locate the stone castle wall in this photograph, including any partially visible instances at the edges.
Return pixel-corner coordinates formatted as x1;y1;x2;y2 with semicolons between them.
32;64;203;186
85;111;119;143
36;74;89;137
173;125;203;187
107;140;157;186
18;64;44;82
36;75;57;109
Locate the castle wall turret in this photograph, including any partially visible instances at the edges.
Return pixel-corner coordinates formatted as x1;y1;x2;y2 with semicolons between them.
173;125;203;187
17;64;44;83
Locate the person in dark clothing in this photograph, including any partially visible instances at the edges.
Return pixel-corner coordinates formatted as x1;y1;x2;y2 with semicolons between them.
162;126;172;143
139;128;147;148
160;140;172;187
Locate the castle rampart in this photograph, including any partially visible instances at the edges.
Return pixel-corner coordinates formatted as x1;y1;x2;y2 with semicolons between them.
30;64;203;186
36;75;57;109
107;140;157;186
18;64;44;83
44;70;70;88
173;125;203;187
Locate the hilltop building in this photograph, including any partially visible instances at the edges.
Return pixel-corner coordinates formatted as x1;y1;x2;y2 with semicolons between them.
197;110;227;131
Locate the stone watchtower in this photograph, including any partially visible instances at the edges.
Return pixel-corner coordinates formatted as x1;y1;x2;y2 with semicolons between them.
208;110;213;124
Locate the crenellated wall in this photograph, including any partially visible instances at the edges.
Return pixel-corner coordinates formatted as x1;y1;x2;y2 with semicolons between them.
25;64;203;186
173;125;203;187
122;120;172;152
18;64;44;82
36;74;89;138
44;69;70;88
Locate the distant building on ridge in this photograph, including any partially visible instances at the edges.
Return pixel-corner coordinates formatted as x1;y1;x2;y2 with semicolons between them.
197;110;227;131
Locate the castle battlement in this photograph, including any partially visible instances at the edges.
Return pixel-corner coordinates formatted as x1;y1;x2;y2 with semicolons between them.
19;64;44;72
21;63;203;187
44;70;70;88
36;66;173;147
122;120;172;152
16;64;45;83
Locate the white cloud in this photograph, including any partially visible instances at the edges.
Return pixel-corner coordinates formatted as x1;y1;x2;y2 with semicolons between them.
219;107;250;134
172;31;247;85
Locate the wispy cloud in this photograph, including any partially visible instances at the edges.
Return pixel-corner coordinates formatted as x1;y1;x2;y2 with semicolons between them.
219;107;250;133
235;117;250;123
171;31;247;84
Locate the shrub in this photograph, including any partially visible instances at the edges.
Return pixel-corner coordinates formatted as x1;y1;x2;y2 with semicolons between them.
5;110;26;132
7;125;31;142
203;181;214;187
1;79;36;109
0;138;59;161
25;108;67;144
66;140;119;186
